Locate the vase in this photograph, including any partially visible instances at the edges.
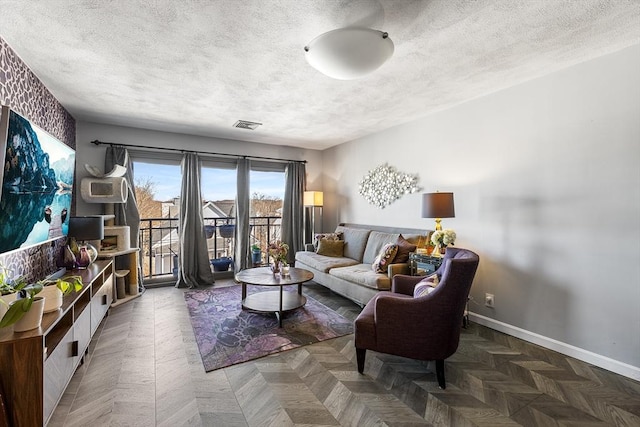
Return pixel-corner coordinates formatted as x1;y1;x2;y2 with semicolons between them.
0;293;18;324
41;286;63;313
280;264;290;277
431;244;442;258
57;245;77;269
13;296;45;332
270;261;280;274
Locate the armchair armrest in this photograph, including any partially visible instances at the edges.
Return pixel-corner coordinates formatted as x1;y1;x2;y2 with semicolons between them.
391;274;425;296
387;263;409;278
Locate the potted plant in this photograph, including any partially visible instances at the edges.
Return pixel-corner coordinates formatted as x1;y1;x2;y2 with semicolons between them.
39;274;83;313
0;270;45;331
218;223;235;239
251;244;262;265
204;225;216;239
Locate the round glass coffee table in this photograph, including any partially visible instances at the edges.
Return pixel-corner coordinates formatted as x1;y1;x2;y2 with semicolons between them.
235;267;314;327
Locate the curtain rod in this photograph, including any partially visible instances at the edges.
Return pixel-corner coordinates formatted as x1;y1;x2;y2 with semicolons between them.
90;140;307;164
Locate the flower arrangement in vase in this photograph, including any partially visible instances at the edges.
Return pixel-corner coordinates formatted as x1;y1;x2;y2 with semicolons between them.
267;240;289;274
430;229;456;257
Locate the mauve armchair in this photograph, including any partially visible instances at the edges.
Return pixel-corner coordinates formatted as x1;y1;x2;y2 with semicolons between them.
354;247;479;389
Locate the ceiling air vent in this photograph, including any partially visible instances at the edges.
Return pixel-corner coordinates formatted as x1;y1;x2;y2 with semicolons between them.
233;120;262;130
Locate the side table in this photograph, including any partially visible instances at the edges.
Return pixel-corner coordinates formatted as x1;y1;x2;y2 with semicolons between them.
409;252;443;276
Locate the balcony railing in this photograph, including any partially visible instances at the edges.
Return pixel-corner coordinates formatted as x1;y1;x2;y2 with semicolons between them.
138;216;281;280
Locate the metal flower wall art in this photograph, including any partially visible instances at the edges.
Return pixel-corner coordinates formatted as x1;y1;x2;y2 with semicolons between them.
358;163;421;209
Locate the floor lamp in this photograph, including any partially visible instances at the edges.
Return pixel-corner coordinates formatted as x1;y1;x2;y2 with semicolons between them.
304;191;323;244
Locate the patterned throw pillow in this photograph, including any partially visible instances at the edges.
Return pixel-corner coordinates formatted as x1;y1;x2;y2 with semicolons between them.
392;235;417;263
316;239;345;257
372;243;399;273
413;274;439;297
313;232;342;250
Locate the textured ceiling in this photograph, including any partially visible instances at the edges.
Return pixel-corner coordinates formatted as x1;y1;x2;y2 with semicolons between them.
0;0;639;150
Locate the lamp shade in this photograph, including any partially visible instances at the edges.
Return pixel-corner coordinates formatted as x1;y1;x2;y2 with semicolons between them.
304;27;394;80
68;216;104;241
304;191;324;207
422;193;455;219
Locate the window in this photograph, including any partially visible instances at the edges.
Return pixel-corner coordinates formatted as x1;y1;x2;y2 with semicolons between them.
133;159;181;279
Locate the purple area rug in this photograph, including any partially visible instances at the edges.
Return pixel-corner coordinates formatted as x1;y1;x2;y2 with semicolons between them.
184;285;354;372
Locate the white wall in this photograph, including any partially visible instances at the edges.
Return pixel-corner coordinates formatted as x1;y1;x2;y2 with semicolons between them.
322;45;640;377
75;122;324;215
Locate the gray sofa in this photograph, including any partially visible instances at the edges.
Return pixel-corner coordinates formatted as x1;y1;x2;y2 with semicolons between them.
295;223;430;306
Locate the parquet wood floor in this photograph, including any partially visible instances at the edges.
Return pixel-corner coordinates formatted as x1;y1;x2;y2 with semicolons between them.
48;281;640;426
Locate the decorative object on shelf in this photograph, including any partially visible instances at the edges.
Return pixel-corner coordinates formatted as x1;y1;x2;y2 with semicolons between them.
57;243;78;269
69;216;104;268
422;192;455;231
210;257;233;272
358;163;420;209
268;240;289;274
430;229;457;258
251;244;262;265
304;27;394;80
304;191;324;242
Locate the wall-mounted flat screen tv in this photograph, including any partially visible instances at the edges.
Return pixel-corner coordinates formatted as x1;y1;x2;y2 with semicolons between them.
0;106;76;255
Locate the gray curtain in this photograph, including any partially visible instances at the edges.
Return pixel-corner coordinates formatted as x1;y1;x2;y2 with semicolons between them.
281;162;306;264
234;158;251;272
175;153;214;288
105;146;143;291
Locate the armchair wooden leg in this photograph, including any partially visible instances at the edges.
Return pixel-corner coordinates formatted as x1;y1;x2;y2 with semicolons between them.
436;359;446;389
356;348;366;373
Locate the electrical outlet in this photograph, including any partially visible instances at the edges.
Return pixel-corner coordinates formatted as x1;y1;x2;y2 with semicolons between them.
485;293;494;308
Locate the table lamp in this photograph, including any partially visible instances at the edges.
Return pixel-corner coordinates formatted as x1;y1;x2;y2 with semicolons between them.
69;216;104;268
421;192;455;231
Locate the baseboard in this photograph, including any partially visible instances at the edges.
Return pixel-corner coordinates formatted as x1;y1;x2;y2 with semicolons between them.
469;312;640;381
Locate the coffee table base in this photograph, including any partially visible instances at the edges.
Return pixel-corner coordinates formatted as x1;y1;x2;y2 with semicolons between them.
242;291;307;327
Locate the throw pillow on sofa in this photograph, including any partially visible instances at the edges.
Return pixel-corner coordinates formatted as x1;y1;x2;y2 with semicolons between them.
313;232;342;250
316;239;345;257
393;235;417;263
413;273;439;297
372;243;398;273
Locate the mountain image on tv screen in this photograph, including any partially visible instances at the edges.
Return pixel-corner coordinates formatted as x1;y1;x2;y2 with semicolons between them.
0;108;75;254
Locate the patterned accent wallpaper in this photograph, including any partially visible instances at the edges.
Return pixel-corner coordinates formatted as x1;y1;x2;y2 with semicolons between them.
0;37;76;282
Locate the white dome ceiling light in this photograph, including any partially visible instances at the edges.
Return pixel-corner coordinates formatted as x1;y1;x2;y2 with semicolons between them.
304;27;394;80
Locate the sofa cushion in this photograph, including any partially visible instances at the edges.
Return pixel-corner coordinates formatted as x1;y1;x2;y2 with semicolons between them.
362;231;401;264
393;235;418;263
316;239;345;257
295;251;358;273
335;227;371;262
372;243;398;273
329;264;391;291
